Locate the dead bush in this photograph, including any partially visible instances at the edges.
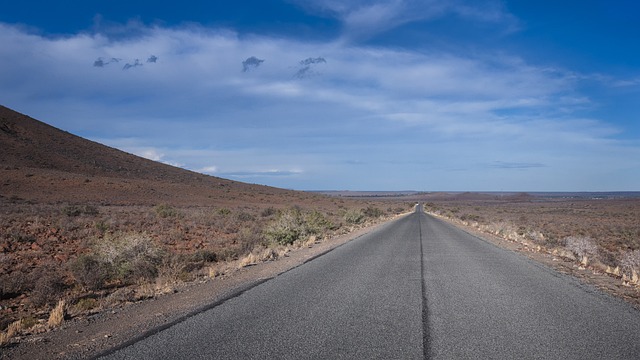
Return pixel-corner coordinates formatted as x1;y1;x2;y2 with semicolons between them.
69;254;112;290
485;221;518;239
620;250;640;279
565;236;599;258
70;233;165;289
0;271;31;300
216;247;240;261
236;226;265;254
98;233;164;284
30;267;67;307
527;230;546;244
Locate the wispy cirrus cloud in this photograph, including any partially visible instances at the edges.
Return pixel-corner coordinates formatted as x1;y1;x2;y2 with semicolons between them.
489;161;547;170
290;0;520;42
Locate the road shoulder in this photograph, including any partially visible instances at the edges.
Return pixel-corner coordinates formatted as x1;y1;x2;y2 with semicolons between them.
429;213;640;311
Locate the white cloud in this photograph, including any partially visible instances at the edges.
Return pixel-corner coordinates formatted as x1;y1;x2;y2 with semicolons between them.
198;166;218;174
139;148;164;161
0;21;638;191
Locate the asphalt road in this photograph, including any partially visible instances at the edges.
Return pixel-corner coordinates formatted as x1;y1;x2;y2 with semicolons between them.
100;207;640;359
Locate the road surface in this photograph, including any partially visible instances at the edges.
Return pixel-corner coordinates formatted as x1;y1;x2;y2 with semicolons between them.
100;206;640;359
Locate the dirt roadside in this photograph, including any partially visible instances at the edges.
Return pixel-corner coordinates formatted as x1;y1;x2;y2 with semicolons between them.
1;216;405;360
5;209;637;359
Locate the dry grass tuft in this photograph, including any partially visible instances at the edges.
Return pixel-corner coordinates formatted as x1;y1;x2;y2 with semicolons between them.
47;300;66;327
238;247;286;268
238;252;259;268
0;319;23;346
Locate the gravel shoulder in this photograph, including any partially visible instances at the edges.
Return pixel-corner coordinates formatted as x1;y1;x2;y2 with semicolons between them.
1;217;403;360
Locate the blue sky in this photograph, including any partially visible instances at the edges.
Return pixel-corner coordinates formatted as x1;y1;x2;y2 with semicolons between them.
1;1;639;191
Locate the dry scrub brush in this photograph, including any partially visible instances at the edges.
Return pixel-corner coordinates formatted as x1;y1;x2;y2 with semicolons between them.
264;208;334;246
620;250;640;282
70;232;164;289
564;236;599;265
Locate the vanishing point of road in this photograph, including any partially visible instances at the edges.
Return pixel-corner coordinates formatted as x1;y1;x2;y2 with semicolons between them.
100;206;640;359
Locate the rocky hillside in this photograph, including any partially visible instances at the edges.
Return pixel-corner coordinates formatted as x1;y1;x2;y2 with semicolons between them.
0;105;321;207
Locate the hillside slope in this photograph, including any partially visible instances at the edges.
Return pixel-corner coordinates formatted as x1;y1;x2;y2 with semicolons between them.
0;105;315;206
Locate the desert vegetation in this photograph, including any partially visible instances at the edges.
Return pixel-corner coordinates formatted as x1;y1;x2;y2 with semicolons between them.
423;195;640;287
0;199;408;345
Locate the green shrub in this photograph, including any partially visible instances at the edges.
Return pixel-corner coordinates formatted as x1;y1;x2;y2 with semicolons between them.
63;205;99;217
344;209;365;224
261;207;276;217
154;204;181;218
304;210;334;233
189;249;218;263
216;208;231;216
73;297;99;312
363;206;384;218
235;212;255;222
20;316;38;330
264;209;304;245
95;220;109;233
264;208;333;245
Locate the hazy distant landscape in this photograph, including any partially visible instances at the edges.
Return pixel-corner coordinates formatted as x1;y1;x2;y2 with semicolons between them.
317;190;640;200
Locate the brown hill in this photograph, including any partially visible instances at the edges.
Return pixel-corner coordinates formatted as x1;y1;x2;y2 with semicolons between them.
0;105;319;206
